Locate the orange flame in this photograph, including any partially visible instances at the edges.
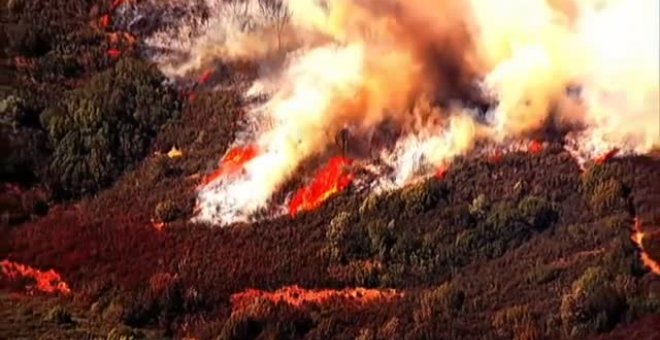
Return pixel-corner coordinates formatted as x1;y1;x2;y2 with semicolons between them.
595;148;620;165
631;218;660;275
0;260;71;295
289;157;352;216
230;285;401;313
202;146;259;185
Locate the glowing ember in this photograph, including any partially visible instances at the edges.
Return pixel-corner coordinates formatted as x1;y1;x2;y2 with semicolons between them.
107;49;121;60
202;146;259;185
595;148;620;165
196;68;215;86
0;260;70;295
289;157;352;216
631;218;660;275
230;285;401;313
99;14;111;29
150;219;165;231
529;140;543;154
435;165;449;180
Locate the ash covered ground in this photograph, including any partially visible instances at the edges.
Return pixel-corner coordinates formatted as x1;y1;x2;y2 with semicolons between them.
1;0;660;339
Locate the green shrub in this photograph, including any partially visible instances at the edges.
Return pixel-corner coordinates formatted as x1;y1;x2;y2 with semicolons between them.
525;262;559;285
0;95;24;129
40;58;180;196
589;179;626;215
322;211;369;263
469;193;489;218
43;305;73;325
625;296;660;321
365;218;396;260
413;282;465;324
560;267;626;337
107;325;145;340
492;305;539;340
5;19;50;57
518;196;557;230
154;199;182;223
399;181;440;216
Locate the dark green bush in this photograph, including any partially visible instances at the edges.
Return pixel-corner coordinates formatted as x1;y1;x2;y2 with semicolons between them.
322;211;370;264
154;199;182;223
43;305;73;325
5;19;50;57
358;179;446;218
525;262;559;285
40;58;180;196
518;196;557;230
589;179;626;215
560;267;626;337
107;325;145;340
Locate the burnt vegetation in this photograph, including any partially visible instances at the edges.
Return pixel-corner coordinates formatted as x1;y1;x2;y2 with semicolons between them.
2;0;660;339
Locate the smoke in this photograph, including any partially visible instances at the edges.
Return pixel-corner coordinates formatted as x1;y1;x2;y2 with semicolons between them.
126;0;660;225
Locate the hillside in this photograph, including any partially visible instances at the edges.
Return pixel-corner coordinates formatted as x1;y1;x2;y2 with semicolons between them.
2;0;659;339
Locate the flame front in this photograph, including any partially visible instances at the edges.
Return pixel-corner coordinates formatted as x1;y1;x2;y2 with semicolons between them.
230;285;401;313
631;218;660;275
0;260;71;295
289;156;352;216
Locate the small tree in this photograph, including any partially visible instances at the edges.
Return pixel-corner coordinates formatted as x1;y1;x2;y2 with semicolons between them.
258;0;290;51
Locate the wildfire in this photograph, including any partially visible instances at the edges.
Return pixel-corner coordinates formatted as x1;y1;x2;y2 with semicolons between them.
230;285;401;313
202;146;259;186
147;0;658;226
631;218;660;275
289;156;352;216
0;260;71;295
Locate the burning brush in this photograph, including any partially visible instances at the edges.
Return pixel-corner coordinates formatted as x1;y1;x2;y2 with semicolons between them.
115;0;659;226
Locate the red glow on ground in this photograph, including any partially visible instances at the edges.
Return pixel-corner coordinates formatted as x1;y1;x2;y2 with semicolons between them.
595;148;620;165
0;260;71;295
529;140;543;154
231;285;401;313
202;146;259;185
289;157;352;216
